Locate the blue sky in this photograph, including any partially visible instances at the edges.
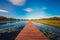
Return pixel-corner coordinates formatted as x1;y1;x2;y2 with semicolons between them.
0;0;60;19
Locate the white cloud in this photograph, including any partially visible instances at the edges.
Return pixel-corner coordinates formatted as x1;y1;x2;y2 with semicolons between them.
24;8;32;12
0;9;8;13
9;0;26;6
41;6;47;10
23;6;53;19
24;11;51;19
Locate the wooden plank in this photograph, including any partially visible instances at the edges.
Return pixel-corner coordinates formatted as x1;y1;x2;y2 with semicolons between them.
15;21;49;40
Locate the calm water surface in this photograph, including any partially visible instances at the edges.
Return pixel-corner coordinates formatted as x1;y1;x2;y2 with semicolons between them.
0;21;60;39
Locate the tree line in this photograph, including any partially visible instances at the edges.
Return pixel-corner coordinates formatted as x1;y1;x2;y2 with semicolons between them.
0;16;20;21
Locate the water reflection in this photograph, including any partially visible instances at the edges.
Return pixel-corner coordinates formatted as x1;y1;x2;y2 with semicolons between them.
0;23;7;25
33;22;60;40
0;21;60;40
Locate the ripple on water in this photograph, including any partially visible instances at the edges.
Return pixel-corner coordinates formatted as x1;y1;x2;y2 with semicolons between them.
33;22;60;40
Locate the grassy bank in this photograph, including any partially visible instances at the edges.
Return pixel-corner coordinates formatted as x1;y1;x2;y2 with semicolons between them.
31;20;60;28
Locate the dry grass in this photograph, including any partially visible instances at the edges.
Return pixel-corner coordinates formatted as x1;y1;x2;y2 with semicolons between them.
31;20;60;28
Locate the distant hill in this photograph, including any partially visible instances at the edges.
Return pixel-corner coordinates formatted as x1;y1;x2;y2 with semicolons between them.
0;16;30;21
0;16;7;21
41;17;60;20
0;16;20;21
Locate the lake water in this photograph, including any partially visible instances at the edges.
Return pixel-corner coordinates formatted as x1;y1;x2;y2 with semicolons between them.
0;21;60;40
0;21;27;29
